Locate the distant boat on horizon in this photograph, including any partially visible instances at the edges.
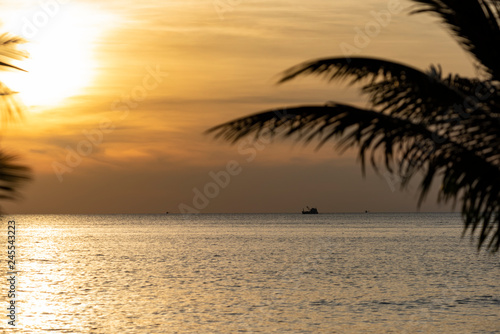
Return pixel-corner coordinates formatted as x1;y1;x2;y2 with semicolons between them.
302;206;318;214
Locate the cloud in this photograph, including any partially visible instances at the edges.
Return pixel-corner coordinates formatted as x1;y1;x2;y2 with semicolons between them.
0;0;474;213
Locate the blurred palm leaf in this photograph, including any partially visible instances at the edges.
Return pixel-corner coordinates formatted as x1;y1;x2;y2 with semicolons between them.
0;152;31;201
0;33;28;124
0;33;31;208
208;0;500;252
0;33;28;71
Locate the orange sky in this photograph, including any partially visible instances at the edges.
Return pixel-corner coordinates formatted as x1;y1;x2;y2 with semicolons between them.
0;0;476;213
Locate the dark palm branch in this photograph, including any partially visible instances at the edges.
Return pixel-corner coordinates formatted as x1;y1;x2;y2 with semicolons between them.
208;0;500;251
0;33;28;124
0;33;28;72
0;33;31;208
411;0;500;78
0;152;31;201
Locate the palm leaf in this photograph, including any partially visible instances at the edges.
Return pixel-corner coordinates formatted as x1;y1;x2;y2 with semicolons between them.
0;151;31;211
280;57;493;119
209;102;500;251
0;33;31;209
208;1;500;252
0;33;28;125
0;33;27;72
411;0;500;79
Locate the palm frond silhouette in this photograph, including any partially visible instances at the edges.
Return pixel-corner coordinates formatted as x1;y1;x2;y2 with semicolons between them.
0;33;31;209
208;0;500;252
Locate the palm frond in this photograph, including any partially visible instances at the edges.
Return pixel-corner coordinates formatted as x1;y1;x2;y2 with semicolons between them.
0;82;25;125
209;101;500;251
280;57;500;133
411;0;500;79
0;33;27;72
209;2;500;252
0;33;27;125
0;33;31;211
279;57;428;86
0;151;31;212
279;57;465;120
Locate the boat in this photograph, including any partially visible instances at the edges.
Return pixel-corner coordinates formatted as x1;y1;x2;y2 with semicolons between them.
302;206;318;214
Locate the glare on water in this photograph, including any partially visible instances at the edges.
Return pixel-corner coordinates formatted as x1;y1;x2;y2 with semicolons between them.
2;213;499;333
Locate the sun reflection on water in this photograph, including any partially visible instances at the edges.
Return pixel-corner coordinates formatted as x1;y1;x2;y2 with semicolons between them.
2;214;499;333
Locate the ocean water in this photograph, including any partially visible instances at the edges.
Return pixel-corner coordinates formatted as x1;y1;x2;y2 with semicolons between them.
1;213;499;333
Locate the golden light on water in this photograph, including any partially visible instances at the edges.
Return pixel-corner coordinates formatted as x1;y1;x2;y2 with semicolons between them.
1;4;114;110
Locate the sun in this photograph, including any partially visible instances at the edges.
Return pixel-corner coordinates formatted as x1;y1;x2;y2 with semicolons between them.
1;4;113;110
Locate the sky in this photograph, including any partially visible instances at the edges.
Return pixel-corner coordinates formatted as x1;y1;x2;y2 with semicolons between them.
0;0;477;214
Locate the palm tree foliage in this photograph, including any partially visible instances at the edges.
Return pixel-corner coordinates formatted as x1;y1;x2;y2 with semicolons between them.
0;33;31;208
208;0;500;252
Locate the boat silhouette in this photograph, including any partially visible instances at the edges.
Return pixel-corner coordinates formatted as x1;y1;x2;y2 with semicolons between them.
302;206;318;214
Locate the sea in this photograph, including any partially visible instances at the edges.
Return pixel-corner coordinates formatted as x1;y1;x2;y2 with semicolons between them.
1;213;499;333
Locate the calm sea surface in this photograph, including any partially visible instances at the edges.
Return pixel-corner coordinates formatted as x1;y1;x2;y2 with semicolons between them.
1;213;499;333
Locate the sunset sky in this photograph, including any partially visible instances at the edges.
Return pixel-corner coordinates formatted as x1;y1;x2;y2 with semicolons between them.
0;0;476;214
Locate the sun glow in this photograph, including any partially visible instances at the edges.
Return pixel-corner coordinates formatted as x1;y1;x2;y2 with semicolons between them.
2;4;113;110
